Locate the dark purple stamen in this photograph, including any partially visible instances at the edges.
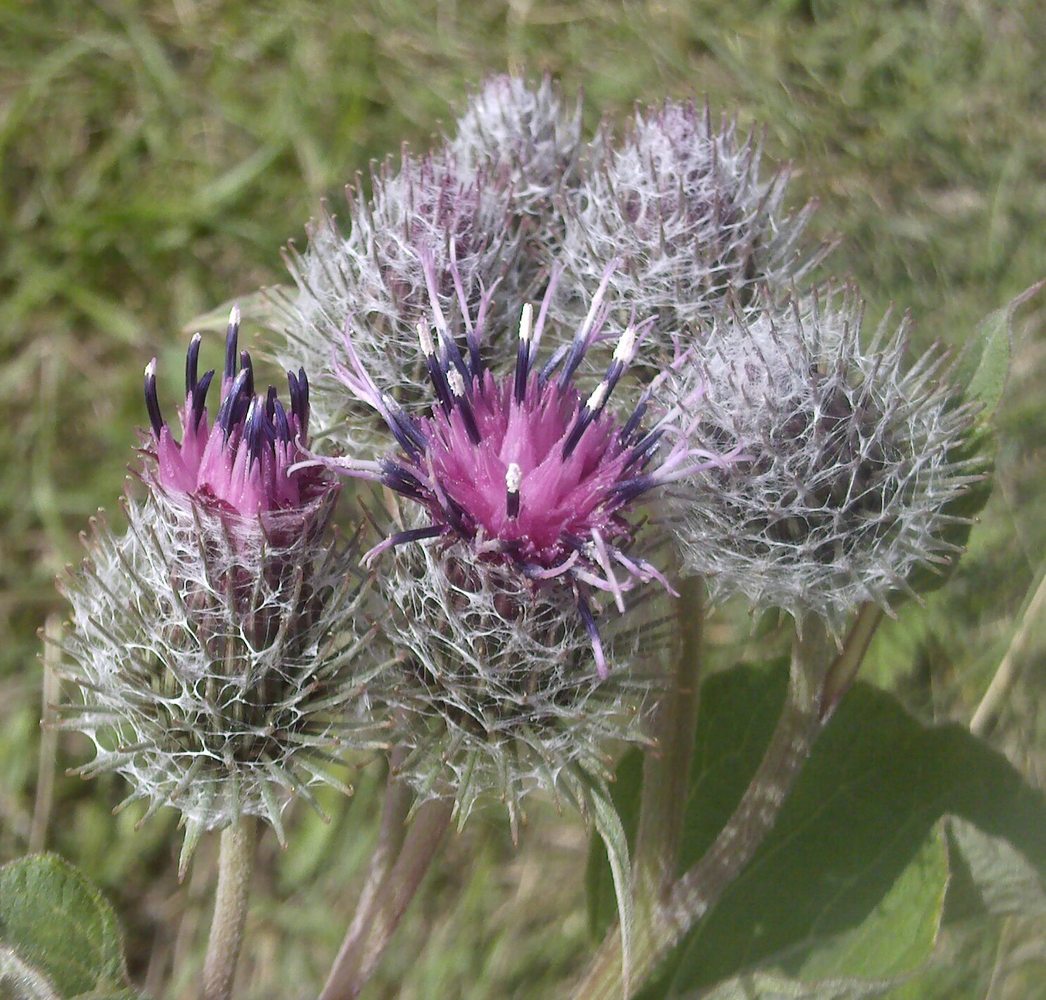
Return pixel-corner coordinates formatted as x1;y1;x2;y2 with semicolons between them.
574;589;607;679
386;524;445;549
273;397;290;440
624;427;664;470
244;399;265;465
217;368;251;438
438;329;471;387
465;324;484;377
286;371;301;420
607;474;657;505
224;314;240;380
265;385;277;422
561;407;594;459
381;460;429;502
239;351;255;398
557;305;607;390
563;379;616;460
185;333;202;395
144;362;163;436
190;370;215;429
600;357;629;406
619;390;652;445
538;344;570;385
513;305;534;404
449;372;482;445
381;397;428;459
286;367;310;433
425;356;455;415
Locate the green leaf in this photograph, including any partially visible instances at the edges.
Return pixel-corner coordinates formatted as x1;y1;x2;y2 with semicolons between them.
588;779;636;993
944;817;1046;922
0;854;130;999
586;746;643;940
959;283;1043;420
964;306;1012;419
0;946;61;1000
794;829;949;982
588;663;1046;998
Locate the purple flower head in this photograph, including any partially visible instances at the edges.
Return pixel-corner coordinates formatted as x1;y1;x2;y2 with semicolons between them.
144;307;334;522
275;150;521;452
556;99;824;364
327;261;729;677
449;74;582;220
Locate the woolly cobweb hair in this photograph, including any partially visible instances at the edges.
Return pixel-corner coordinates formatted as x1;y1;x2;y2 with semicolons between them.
272;149;523;453
555;98;824;365
666;289;982;632
448;73;582;291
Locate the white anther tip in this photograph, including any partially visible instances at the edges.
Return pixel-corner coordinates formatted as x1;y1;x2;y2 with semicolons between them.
585;382;609;412
518;303;534;342
505;462;522;493
417;320;436;357
613;325;637;363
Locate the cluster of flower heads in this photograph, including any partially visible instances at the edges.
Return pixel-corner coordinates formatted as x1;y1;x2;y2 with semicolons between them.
61;76;982;836
273;74;586;452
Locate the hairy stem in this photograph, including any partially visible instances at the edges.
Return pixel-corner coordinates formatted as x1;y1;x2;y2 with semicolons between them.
319;797;454;1000
633;578;704;895
572;620;835;999
202;818;257;1000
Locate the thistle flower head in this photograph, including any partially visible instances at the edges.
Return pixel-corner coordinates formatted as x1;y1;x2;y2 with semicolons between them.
449;74;582;220
58;329;383;858
274;150;521;451
326;262;723;677
556;99;821;362
144;306;331;523
668;291;981;629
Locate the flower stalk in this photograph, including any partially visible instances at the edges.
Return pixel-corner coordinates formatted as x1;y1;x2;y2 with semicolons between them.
573;617;859;999
320;796;454;1000
319;747;413;998
632;577;704;896
202;818;257;1000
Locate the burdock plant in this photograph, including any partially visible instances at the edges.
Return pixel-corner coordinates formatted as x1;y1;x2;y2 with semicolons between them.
40;74;1024;1000
58;312;386;1000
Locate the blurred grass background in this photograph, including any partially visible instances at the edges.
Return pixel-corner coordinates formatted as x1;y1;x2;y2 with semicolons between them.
1;1;1043;997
